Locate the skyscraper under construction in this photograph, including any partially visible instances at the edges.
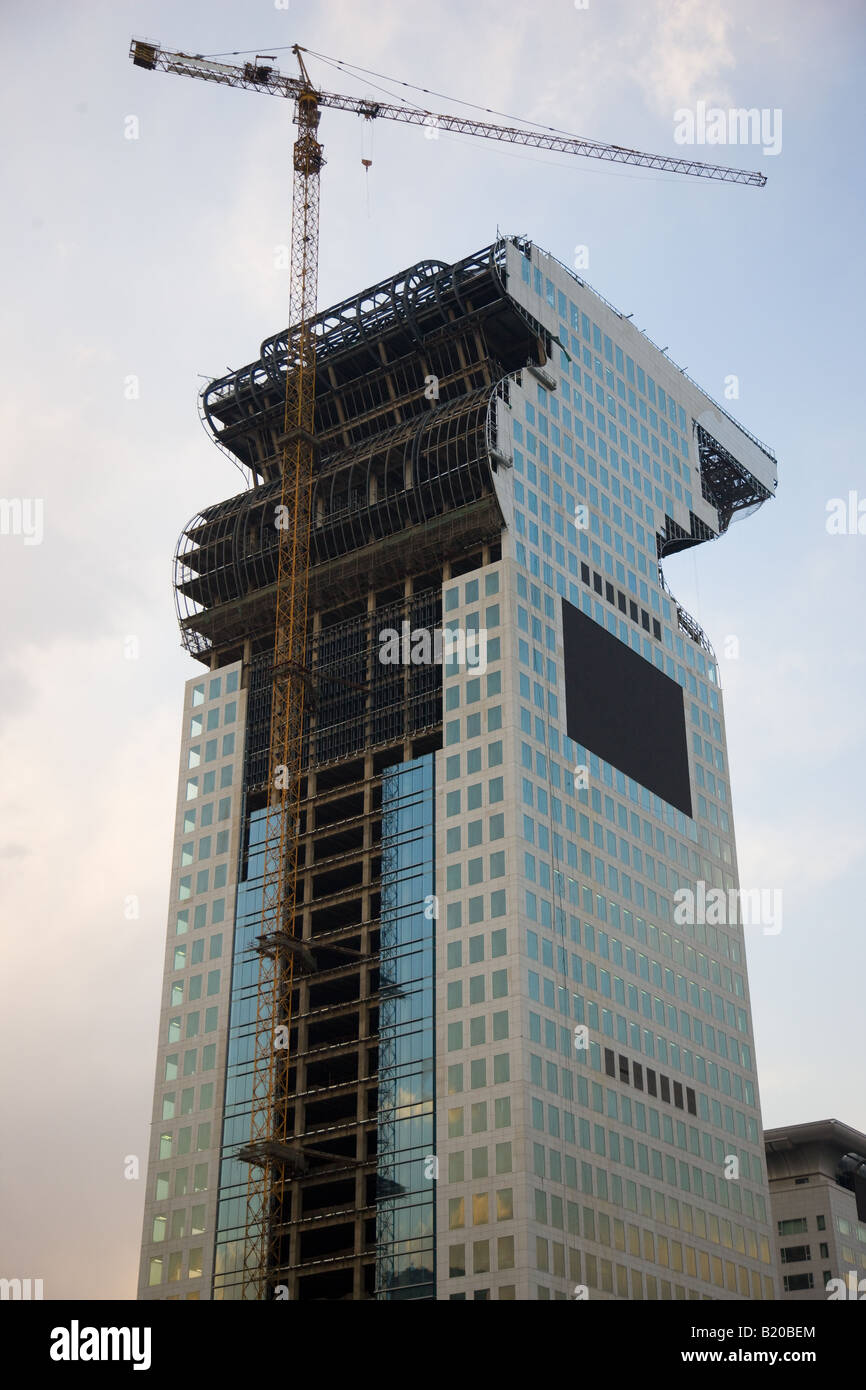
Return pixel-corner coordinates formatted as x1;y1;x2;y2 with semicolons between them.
138;234;779;1301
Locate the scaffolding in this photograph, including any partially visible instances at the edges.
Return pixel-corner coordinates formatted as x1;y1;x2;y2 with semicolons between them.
186;243;539;1299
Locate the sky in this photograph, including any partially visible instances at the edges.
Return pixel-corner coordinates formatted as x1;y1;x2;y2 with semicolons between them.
0;0;863;1301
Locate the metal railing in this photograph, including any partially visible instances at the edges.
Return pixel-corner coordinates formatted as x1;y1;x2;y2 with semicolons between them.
658;564;716;659
510;235;776;464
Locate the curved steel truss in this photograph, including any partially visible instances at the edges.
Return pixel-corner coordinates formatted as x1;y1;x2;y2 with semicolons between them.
175;381;510;654
178;238;547;658
199;241;535;480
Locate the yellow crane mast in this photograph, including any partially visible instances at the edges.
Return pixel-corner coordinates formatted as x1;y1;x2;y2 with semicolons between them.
240;49;323;1302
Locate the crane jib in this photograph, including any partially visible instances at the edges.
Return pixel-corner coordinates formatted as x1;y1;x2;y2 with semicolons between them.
129;39;766;186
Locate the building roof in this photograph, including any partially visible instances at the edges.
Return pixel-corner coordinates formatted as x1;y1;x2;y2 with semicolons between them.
764;1118;866;1155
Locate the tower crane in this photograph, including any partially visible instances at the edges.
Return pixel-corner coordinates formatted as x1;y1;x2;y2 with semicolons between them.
129;36;765;1300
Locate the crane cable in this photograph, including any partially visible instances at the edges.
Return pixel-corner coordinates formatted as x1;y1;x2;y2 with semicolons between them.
197;44;726;188
197;41;617;147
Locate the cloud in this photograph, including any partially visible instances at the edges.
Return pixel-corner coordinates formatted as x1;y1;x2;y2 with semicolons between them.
0;633;181;1299
627;0;737;116
738;817;865;898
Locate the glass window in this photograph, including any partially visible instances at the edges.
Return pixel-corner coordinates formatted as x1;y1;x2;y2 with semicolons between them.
777;1217;808;1236
473;1240;490;1275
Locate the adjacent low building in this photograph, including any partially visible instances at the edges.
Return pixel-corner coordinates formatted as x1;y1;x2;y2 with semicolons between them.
765;1119;866;1299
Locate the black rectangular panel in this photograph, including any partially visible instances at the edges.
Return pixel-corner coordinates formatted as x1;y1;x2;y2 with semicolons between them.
561;598;692;816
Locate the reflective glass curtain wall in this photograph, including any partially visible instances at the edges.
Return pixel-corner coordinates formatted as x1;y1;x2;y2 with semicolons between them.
212;807;269;1298
376;756;436;1299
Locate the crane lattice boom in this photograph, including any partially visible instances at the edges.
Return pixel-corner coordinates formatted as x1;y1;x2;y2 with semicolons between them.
130;39;767;186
